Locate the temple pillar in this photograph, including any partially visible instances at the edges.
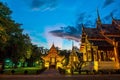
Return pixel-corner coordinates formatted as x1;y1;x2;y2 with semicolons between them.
114;42;119;69
105;51;107;61
96;49;99;61
85;43;88;61
106;51;109;61
91;47;94;61
101;51;104;61
98;51;101;61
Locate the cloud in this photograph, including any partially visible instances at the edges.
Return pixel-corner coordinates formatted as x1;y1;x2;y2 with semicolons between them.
49;11;96;42
76;12;86;24
112;9;120;18
103;9;120;22
104;14;111;21
76;12;96;27
30;0;57;11
103;0;115;8
49;25;82;42
45;25;63;49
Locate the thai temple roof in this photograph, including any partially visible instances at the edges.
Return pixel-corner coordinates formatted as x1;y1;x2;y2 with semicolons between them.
42;44;64;61
101;24;120;35
83;28;104;39
114;19;120;25
89;40;113;47
82;10;120;48
109;37;120;42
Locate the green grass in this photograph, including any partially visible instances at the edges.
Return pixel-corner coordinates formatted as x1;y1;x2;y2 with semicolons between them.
3;67;43;75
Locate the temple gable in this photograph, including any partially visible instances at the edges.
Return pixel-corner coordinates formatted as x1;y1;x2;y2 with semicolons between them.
42;44;64;69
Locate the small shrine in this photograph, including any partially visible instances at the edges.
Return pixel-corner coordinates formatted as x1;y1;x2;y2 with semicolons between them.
66;43;80;73
42;44;64;69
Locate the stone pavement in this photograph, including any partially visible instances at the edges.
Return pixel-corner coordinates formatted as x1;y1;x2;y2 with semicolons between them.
0;74;120;80
0;69;120;80
41;68;61;76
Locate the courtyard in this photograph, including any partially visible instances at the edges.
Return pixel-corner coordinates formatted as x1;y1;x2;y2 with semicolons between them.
0;69;120;80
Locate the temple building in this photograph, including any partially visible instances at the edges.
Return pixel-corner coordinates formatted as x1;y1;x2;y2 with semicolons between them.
42;44;64;69
80;10;120;71
65;43;80;73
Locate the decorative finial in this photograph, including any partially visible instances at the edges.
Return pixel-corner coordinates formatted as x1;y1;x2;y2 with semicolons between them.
111;13;114;20
52;42;55;47
72;40;74;50
82;23;85;31
96;8;101;25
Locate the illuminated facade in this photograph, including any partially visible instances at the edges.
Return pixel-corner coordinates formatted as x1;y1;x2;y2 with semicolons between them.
42;44;64;69
80;11;120;71
66;44;80;73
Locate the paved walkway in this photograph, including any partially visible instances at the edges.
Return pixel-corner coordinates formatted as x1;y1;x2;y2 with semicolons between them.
1;69;120;80
41;69;61;76
0;74;120;80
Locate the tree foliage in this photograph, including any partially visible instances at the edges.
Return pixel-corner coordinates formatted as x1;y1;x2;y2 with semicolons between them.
0;2;43;68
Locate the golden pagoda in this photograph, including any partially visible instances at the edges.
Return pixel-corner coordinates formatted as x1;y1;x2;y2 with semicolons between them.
42;44;64;69
66;42;80;73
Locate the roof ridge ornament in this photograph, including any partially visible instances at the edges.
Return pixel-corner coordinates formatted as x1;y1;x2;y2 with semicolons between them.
96;8;101;25
72;40;74;50
111;13;115;20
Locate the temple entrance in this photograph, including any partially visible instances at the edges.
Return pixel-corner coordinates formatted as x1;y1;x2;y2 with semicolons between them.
42;44;64;69
49;57;56;69
49;65;56;69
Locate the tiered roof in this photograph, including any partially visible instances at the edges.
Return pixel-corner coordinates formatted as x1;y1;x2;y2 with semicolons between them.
83;27;104;39
101;24;120;35
82;12;120;48
114;19;120;25
42;44;64;62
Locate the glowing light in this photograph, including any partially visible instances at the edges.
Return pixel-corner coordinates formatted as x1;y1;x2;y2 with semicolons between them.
66;69;71;74
36;61;39;64
73;57;76;61
4;59;13;68
94;61;98;71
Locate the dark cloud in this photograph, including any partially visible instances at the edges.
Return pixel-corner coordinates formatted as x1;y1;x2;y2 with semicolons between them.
31;0;44;9
103;11;114;22
103;9;120;20
30;0;57;10
112;9;120;18
104;15;111;20
49;25;82;42
76;12;86;24
76;12;95;27
49;12;97;42
103;0;115;8
50;30;64;37
84;20;93;26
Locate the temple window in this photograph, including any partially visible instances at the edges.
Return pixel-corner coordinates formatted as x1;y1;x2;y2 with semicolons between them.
73;57;76;62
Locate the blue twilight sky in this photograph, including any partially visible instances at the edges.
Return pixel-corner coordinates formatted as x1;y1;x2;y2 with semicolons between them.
1;0;120;49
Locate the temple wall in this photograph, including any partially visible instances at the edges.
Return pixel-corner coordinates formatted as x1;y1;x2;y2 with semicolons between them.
98;61;119;70
81;61;119;71
45;62;49;68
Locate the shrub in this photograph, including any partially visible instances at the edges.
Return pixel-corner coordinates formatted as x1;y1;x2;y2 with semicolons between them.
24;70;28;74
58;67;65;74
0;70;4;74
11;70;15;74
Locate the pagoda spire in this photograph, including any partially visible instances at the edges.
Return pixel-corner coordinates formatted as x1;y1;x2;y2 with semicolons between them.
72;41;74;50
49;42;55;50
96;8;101;25
81;23;85;30
111;13;114;20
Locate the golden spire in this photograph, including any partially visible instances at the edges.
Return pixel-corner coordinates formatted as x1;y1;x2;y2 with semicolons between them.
72;40;74;50
111;13;114;20
51;43;55;48
82;23;85;31
97;8;101;25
